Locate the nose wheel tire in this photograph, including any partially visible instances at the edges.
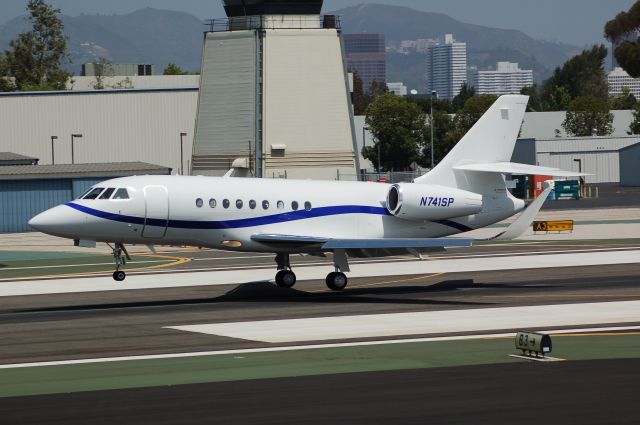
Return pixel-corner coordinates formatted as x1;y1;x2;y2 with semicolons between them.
113;270;126;281
326;272;348;291
275;270;297;288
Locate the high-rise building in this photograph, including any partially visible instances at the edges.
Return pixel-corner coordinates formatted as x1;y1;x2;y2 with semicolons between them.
344;34;386;93
426;34;467;100
470;62;534;95
608;67;640;98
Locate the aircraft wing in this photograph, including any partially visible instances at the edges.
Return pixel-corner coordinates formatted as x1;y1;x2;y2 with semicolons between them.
251;234;473;250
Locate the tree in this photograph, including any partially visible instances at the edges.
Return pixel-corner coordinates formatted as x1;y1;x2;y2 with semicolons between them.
451;82;475;112
91;57;113;90
3;0;71;91
363;94;428;171
368;80;389;99
562;96;614;137
605;1;640;77
349;69;368;115
630;104;640;134
610;86;637;110
452;95;498;137
546;85;572;111
425;108;456;165
520;85;544;112
163;63;188;75
542;45;609;104
0;53;15;91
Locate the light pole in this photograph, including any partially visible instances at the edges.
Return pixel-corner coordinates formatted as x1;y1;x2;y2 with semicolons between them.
430;90;437;169
50;136;58;165
71;134;83;164
180;132;187;175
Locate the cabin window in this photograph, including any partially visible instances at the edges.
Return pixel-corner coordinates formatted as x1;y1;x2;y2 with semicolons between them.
236;199;243;209
223;199;230;209
112;188;130;200
209;198;217;208
249;200;257;209
196;198;204;208
262;200;270;210
99;188;116;199
291;201;299;211
304;201;312;211
277;200;284;210
83;188;104;200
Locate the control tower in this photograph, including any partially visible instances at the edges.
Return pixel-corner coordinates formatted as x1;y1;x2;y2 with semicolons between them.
192;0;359;179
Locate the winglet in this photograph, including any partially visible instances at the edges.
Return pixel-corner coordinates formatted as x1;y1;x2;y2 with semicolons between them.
492;186;552;240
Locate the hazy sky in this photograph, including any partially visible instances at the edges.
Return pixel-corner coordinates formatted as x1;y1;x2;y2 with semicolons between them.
1;0;635;47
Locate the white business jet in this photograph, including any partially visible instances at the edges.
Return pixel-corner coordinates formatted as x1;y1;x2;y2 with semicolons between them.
29;95;580;290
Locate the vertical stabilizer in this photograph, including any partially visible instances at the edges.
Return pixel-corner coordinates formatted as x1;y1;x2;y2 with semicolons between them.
415;95;529;191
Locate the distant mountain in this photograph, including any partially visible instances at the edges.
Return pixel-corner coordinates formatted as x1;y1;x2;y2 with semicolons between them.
333;3;582;91
0;8;204;74
0;5;580;89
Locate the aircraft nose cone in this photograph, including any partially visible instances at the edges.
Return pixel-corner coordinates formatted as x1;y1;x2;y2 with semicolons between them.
29;205;76;236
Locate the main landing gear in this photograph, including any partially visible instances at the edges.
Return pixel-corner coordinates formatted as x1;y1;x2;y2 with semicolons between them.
274;253;297;288
109;242;130;281
274;251;350;291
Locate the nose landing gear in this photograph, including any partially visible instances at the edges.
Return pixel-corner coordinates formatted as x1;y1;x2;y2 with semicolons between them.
109;243;130;281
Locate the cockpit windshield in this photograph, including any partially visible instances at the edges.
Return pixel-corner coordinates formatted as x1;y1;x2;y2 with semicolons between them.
82;188;105;200
80;187;130;200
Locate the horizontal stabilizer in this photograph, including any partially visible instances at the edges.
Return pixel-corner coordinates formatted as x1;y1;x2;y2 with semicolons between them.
454;162;589;177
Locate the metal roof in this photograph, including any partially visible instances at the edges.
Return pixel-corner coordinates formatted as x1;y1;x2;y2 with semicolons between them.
0;152;38;162
0;162;171;180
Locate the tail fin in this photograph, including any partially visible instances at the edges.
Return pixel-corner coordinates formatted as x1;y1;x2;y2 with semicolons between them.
415;95;529;191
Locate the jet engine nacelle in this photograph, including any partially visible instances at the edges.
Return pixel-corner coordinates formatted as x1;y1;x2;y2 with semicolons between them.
386;183;483;221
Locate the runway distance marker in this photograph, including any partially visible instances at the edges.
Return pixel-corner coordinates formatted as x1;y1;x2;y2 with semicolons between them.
533;220;574;233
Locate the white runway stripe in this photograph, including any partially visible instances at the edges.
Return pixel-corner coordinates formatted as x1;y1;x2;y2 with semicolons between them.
1;249;639;296
3;324;640;370
167;300;640;343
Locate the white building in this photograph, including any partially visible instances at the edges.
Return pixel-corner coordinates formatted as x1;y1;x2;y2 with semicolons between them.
426;34;467;100
470;62;533;95
386;82;408;96
608;67;640;98
0;88;198;174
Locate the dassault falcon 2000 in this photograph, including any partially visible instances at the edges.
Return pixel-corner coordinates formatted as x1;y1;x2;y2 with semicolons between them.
29;95;581;290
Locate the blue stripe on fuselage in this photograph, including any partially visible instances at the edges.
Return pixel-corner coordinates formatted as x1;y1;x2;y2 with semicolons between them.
65;202;474;232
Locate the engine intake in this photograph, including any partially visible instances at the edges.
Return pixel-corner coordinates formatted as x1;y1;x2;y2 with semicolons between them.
386;183;483;221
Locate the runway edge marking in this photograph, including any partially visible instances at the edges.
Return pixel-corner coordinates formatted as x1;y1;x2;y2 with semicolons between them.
2;325;640;370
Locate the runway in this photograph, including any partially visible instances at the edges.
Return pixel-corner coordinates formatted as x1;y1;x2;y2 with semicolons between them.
1;236;640;423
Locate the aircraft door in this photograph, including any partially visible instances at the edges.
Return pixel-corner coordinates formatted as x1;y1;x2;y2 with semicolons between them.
142;185;169;238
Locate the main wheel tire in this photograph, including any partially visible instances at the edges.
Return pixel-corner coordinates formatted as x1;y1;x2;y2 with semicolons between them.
275;270;296;288
326;272;348;291
113;270;126;281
